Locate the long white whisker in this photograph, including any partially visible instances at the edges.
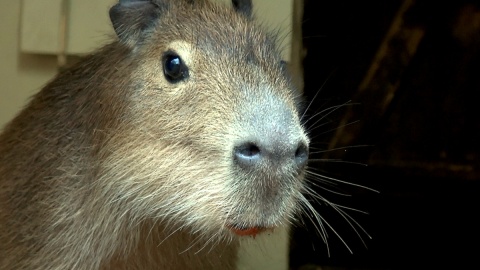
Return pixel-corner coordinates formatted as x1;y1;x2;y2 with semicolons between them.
316;212;353;254
301;69;339;122
297;194;330;256
309;159;369;167
304;177;352;197
306;170;379;193
309;144;373;154
328;202;371;248
305;101;357;132
303;101;352;127
310;119;360;137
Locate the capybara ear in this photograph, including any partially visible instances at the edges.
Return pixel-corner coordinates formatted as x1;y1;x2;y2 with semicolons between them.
232;0;252;18
109;0;163;45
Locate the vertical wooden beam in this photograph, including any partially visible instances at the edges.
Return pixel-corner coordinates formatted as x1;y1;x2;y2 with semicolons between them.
327;0;425;156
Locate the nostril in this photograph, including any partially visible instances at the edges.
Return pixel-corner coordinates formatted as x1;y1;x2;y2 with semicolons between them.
234;142;261;168
294;143;309;167
237;143;261;157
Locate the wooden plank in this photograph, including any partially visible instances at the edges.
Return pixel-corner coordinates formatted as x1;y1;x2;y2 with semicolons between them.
326;0;425;156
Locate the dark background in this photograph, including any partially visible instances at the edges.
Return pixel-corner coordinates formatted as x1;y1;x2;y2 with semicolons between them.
290;0;480;269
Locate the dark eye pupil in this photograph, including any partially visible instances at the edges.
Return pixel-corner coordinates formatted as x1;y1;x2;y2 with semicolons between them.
167;57;180;72
163;54;187;83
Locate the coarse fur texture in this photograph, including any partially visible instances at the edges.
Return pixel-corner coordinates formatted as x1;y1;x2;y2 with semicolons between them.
0;0;310;269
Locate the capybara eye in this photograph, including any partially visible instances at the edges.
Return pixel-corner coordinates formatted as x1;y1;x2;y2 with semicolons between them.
163;53;188;83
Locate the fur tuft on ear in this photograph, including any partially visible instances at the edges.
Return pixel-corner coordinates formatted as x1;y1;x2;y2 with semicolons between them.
232;0;252;17
109;0;162;45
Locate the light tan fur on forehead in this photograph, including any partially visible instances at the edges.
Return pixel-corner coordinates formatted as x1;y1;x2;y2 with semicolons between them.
150;1;279;63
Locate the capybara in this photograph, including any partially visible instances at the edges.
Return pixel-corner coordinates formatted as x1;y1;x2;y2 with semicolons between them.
0;0;310;269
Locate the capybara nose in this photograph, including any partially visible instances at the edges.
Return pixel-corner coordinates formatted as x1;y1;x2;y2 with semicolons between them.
234;139;308;171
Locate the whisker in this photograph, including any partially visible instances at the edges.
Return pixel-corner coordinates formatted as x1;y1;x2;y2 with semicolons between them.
301;69;339;122
305;185;369;217
305;170;342;187
305;101;357;130
304;177;352;197
302;189;358;254
306;170;379;193
309;159;369;167
309;144;373;154
328;202;370;216
310;119;360;137
326;202;372;248
303;192;354;254
298;195;330;255
303;102;349;126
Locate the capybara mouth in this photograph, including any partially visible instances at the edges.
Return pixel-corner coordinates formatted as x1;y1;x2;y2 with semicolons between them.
226;224;274;237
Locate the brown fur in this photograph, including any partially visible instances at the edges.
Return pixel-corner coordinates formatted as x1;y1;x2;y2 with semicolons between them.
0;0;309;269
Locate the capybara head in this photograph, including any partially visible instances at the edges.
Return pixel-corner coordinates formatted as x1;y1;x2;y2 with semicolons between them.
100;0;309;239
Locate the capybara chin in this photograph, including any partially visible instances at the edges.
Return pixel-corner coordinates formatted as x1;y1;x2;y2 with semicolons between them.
0;0;309;269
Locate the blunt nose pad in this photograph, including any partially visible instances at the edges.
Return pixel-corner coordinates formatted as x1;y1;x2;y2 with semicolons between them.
233;140;309;170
